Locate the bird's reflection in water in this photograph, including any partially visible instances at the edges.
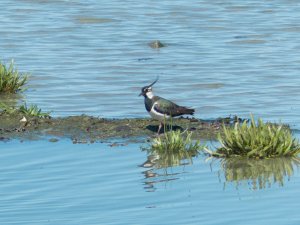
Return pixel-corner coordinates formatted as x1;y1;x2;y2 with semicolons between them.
218;157;300;190
141;149;197;192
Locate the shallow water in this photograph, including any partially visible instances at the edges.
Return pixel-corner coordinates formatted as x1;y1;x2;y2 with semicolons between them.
2;1;300;224
1;0;300;129
1;140;300;225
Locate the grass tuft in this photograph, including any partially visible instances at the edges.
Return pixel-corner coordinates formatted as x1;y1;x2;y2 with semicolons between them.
214;114;300;158
0;102;17;114
0;60;28;93
0;102;50;118
19;104;50;118
148;129;202;167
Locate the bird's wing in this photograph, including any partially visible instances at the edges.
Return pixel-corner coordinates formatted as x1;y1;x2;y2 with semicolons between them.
153;97;183;116
153;96;195;116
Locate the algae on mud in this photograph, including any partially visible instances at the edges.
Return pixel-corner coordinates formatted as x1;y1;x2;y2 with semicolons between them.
0;110;240;142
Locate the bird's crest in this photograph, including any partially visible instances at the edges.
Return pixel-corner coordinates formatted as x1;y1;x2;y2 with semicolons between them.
147;76;159;88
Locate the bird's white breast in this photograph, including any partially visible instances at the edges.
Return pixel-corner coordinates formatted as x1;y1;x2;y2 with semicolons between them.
149;103;170;121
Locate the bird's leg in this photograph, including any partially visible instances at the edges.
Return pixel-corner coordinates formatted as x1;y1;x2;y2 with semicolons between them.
157;122;163;135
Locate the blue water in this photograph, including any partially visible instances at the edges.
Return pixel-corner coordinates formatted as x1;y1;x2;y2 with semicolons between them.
0;140;300;225
1;0;300;128
2;1;300;224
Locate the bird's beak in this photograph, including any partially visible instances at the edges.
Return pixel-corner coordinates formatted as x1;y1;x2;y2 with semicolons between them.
138;92;143;96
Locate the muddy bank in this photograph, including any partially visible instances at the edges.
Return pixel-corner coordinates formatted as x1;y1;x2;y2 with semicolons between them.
0;111;242;142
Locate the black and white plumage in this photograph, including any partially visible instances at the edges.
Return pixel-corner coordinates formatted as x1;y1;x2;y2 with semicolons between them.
139;77;195;134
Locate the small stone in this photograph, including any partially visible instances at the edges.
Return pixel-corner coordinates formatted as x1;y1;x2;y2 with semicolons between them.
0;137;9;142
109;142;119;147
148;40;165;49
20;116;27;122
49;138;59;143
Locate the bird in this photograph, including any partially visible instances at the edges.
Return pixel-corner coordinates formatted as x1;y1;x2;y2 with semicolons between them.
139;77;195;134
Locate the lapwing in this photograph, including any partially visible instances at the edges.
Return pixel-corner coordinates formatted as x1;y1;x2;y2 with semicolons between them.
139;77;195;134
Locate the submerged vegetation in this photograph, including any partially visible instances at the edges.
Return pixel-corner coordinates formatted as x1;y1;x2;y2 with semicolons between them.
0;102;50;118
206;115;300;159
0;60;28;93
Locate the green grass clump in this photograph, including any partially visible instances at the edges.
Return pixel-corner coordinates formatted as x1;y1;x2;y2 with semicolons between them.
149;129;202;167
0;102;17;114
0;102;50;118
19;104;50;118
0;60;28;93
215;115;300;158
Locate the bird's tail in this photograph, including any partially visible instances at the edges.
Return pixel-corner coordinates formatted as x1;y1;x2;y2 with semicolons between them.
180;107;195;115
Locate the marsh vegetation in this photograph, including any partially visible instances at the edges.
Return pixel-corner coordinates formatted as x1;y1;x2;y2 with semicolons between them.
205;115;300;159
0;102;50;118
0;60;28;93
145;129;203;168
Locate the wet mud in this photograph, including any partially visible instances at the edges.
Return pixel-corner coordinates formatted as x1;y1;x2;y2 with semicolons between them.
0;111;242;142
